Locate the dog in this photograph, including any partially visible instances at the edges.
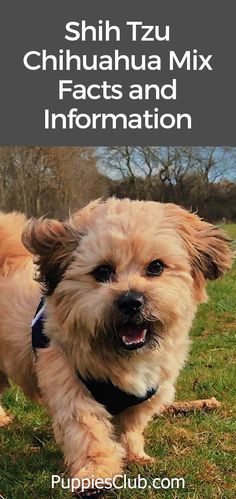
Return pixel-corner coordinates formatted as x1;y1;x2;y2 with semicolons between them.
0;198;232;493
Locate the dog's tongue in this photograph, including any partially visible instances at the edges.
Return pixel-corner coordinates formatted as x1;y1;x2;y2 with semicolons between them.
118;325;147;346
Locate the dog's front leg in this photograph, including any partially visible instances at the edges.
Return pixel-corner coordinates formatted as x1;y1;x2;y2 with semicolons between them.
114;402;156;464
114;381;175;464
35;345;124;483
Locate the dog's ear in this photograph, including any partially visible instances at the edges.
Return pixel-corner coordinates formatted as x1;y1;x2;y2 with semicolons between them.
22;218;79;295
178;213;232;279
166;205;233;301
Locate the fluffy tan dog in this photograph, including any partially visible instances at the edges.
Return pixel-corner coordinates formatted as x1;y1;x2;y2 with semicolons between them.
0;199;232;491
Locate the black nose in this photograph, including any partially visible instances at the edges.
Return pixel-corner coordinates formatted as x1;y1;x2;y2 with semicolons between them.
117;291;144;315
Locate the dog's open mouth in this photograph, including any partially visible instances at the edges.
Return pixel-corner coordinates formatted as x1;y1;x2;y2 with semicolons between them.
116;323;149;350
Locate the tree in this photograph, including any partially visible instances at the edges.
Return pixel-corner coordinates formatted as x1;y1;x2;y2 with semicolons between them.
0;147;108;217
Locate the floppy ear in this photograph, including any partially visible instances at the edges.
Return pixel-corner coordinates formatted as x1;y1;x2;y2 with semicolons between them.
178;214;232;279
166;205;233;301
22;218;80;295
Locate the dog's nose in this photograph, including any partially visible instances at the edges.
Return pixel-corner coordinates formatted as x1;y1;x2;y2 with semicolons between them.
117;292;144;315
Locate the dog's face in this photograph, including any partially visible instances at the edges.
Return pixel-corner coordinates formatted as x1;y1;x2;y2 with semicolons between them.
23;199;232;355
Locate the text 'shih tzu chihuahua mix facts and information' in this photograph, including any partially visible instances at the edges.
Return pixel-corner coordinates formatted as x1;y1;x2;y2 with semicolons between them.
0;198;232;496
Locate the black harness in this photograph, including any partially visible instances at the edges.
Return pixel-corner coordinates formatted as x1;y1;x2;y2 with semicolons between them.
32;299;158;416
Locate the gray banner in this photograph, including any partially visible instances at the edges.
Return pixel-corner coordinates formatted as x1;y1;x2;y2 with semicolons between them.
0;0;235;145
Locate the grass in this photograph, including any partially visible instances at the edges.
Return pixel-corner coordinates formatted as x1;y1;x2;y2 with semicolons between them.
1;225;236;499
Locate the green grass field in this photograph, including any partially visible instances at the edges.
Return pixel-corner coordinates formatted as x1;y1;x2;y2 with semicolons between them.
0;225;236;499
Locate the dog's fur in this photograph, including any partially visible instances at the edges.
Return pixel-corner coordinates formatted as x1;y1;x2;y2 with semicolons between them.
0;199;232;483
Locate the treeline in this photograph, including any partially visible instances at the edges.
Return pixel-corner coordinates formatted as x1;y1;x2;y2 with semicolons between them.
0;146;235;221
0;147;108;218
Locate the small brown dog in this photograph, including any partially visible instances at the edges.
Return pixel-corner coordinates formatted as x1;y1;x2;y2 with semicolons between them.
0;199;232;488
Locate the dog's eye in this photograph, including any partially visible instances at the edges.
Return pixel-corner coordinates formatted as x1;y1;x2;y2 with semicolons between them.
146;259;164;277
92;264;114;283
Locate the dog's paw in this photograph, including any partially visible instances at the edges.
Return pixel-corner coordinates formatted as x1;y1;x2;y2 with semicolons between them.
71;457;121;497
120;431;155;465
72;441;125;480
71;470;113;498
126;452;155;465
